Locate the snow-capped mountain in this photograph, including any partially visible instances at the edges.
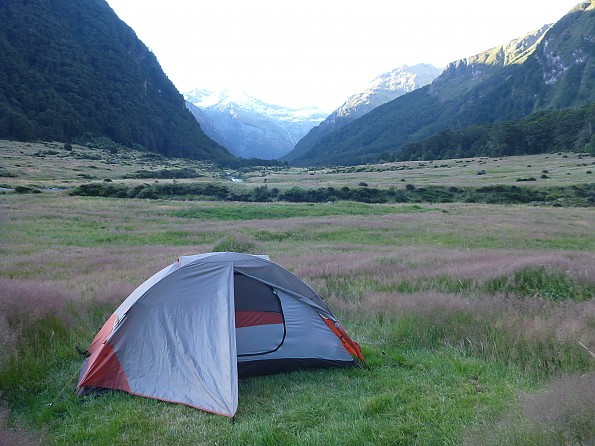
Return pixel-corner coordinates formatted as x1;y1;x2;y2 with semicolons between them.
331;63;443;121
184;89;327;159
284;64;442;161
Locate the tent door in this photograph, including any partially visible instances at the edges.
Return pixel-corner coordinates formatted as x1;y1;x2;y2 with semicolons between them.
234;273;286;356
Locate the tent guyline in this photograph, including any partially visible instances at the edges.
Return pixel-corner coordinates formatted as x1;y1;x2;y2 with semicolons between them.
76;252;364;417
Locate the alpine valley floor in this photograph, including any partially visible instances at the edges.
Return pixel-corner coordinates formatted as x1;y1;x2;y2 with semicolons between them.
0;142;593;445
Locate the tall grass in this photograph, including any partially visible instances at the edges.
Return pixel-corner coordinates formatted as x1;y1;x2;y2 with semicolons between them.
311;248;594;375
0;194;593;444
328;291;593;375
465;374;594;445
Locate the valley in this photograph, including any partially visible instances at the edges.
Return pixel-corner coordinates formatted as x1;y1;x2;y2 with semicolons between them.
184;89;327;159
1;0;594;444
2;139;592;191
0;144;593;444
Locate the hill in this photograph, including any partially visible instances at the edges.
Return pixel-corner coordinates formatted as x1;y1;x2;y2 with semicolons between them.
284;64;441;162
287;1;595;166
0;0;234;164
395;102;595;161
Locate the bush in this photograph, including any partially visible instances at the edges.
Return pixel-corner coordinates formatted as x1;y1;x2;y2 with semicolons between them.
212;235;260;254
122;168;201;179
14;186;39;194
68;183;595;206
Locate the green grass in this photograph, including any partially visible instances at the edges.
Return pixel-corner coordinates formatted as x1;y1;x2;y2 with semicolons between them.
3;298;589;445
1;316;527;446
169;202;432;220
1;149;593;445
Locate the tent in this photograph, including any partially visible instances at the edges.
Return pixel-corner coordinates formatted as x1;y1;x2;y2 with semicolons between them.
76;252;364;417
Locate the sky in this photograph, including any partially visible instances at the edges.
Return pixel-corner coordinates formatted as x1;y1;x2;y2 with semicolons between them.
105;0;580;112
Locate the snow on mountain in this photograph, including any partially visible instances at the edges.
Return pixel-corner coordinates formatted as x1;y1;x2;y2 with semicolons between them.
184;89;327;159
332;63;443;121
284;63;442;161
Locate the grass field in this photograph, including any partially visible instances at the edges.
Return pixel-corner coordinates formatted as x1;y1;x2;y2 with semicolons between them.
2;140;594;191
0;141;594;445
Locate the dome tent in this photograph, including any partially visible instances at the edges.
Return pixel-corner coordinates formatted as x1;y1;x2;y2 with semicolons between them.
76;252;364;417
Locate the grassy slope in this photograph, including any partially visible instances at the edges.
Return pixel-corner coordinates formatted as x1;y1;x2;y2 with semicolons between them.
0;141;593;445
1;139;594;191
0;140;225;188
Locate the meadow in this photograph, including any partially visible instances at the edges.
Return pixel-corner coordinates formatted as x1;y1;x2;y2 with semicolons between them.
0;141;594;445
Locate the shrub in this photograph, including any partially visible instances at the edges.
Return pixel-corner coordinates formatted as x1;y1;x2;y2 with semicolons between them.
14;186;34;194
68;183;595;206
212;234;260;254
122;168;201;179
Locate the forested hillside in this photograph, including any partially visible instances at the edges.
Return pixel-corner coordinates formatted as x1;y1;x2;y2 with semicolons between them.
288;1;595;166
394;103;595;161
0;0;234;163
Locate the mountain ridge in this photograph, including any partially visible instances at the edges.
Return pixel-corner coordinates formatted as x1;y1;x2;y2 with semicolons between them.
0;0;233;163
286;1;595;166
284;64;441;162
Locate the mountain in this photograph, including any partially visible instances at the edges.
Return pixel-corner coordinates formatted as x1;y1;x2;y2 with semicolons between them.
185;89;327;159
185;101;233;150
0;0;233;163
286;1;595;166
397;103;595;161
284;64;441;162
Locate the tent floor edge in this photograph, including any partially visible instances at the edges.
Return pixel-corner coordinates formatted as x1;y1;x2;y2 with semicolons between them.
237;358;355;378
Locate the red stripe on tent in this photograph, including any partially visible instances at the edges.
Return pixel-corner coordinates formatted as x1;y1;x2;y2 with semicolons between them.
320;315;365;362
235;311;282;328
78;341;130;393
87;313;117;355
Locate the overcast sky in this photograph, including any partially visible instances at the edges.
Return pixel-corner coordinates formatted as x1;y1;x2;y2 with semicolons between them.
105;0;580;112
